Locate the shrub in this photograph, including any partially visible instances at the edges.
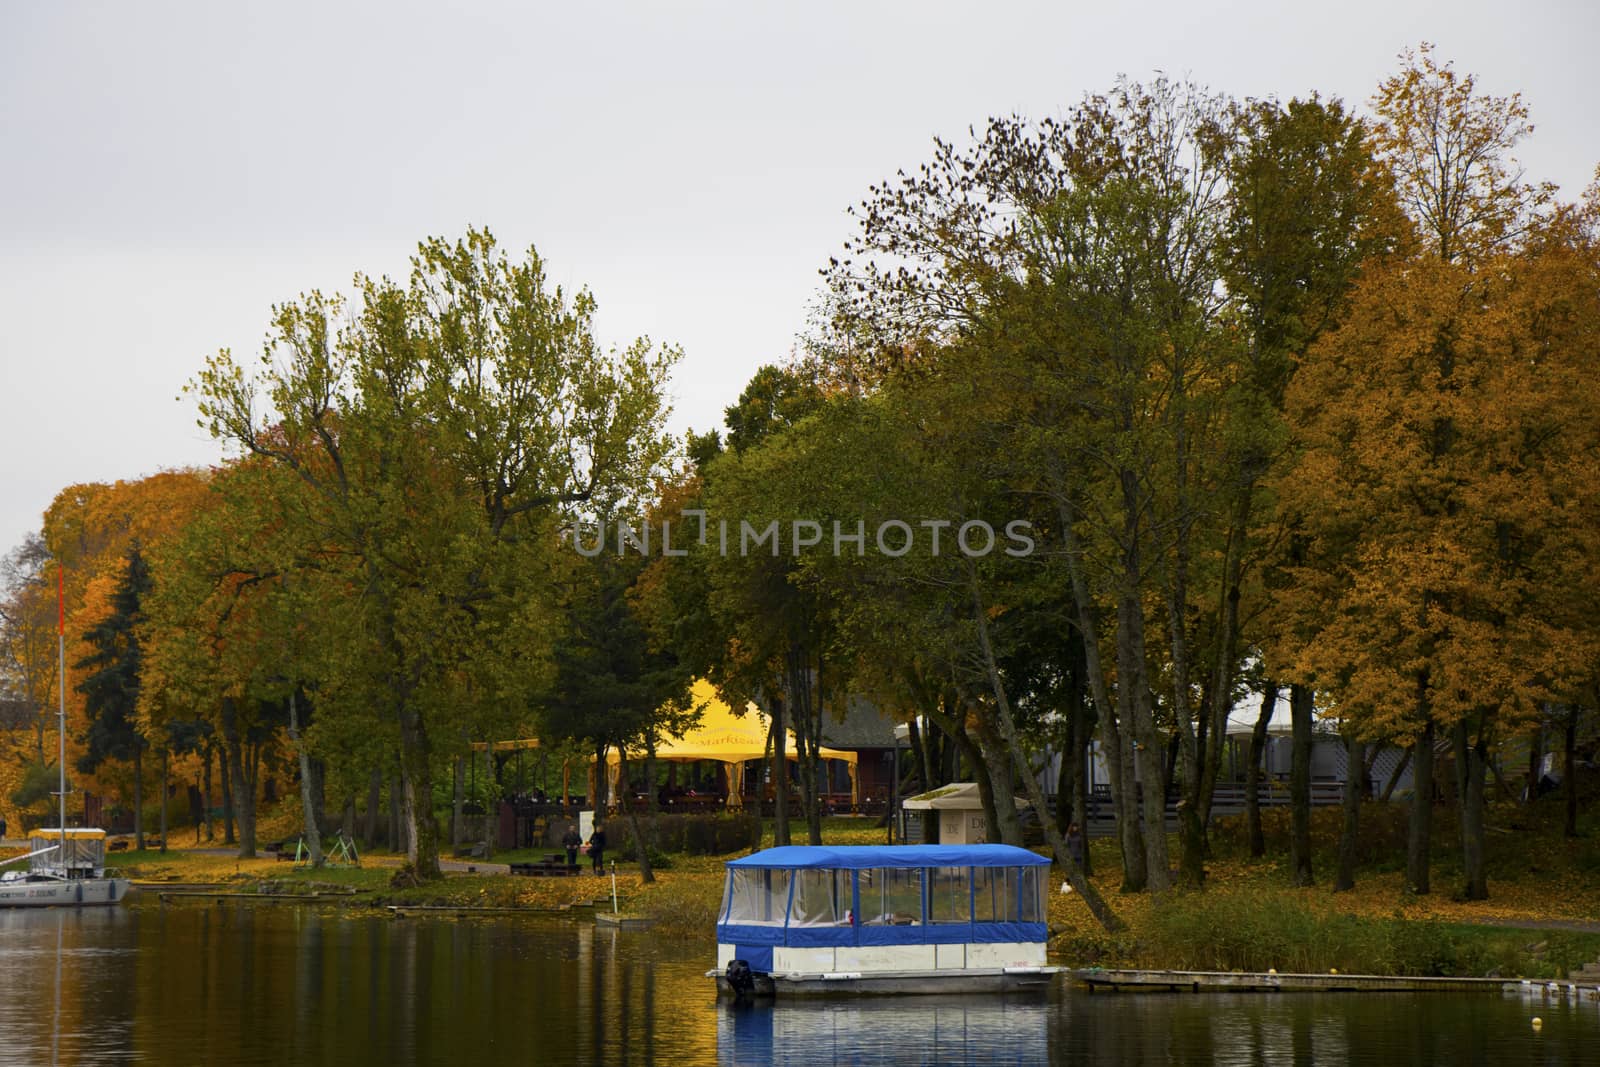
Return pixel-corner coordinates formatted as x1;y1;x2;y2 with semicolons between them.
1137;888;1600;978
603;813;761;858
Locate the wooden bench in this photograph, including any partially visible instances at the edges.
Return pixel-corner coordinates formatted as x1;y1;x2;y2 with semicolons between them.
509;856;579;877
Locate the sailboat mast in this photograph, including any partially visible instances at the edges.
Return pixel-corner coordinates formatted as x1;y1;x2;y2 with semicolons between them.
58;564;66;837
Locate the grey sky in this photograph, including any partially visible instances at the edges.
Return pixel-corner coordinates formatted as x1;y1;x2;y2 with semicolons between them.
3;1;1595;557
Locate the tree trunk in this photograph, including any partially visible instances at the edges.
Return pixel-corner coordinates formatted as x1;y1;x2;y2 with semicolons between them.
1056;707;1078;837
1407;716;1434;895
1055;490;1143;890
805;653;827;846
158;748;168;854
1334;737;1364;891
1380;746;1412;804
388;770;402;854
1061;625;1093;874
968;570;1125;933
133;746;145;852
1198;491;1251;835
481;742;494;861
287;689;322;868
1246;680;1274;857
1454;717;1489;900
644;734;658;858
769;697;790;847
1110;677;1146;892
618;747;653;884
220;743;235;845
1526;725;1542;806
1166;561;1206;890
1288;683;1313;887
452;753;465;846
971;712;1024;846
941;731;958;784
1566;706;1580;839
363;767;381;850
220;697;256;857
1123;592;1171;893
201;743;214;842
1073;737;1093;877
309;759;327;836
227;737;257;859
784;649;824;846
906;717;928;795
397;705;442;878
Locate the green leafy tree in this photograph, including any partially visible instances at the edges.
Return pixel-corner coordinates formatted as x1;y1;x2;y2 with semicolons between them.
1222;93;1401;885
189;229;676;880
544;549;696;883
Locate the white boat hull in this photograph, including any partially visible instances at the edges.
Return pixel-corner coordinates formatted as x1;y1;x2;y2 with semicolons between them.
0;877;132;908
713;965;1062;997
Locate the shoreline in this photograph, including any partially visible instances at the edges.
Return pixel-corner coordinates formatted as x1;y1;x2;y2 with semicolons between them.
10;811;1600;984
86;852;1600;986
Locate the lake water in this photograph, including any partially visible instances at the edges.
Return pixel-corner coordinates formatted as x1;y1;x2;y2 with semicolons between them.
1;901;1594;1065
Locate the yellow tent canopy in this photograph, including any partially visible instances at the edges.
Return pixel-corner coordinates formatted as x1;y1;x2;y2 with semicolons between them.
472;680;860;808
607;679;857;767
603;679;858;809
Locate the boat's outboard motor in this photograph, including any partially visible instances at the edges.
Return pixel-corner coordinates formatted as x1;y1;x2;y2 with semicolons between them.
725;959;755;996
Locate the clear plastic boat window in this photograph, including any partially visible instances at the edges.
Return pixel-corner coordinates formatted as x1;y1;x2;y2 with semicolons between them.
930;866;972;924
859;867;923;925
972;866;1021;923
1018;867;1045;923
723;868;791;925
788;868;848;925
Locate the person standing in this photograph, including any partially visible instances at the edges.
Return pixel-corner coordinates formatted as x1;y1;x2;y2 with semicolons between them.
0;812;8;842
1066;822;1085;869
561;823;582;870
587;822;607;875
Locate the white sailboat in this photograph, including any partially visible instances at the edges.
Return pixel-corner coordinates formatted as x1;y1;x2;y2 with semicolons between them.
0;564;131;907
0;828;130;906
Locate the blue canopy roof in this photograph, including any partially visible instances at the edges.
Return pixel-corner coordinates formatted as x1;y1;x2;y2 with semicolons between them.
725;844;1049;870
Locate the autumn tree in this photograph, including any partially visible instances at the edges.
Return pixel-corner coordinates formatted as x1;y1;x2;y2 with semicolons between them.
1371;43;1552;268
1279;231;1600;901
1277;48;1583;900
0;534;59;766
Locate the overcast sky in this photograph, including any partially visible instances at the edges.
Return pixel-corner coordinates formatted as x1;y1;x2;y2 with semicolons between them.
2;1;1595;557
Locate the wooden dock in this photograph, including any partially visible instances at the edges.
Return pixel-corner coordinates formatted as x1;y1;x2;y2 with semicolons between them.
386;900;611;918
156;889;355;903
1074;968;1532;994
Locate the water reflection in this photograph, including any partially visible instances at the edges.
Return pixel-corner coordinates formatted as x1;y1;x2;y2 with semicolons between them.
0;903;1596;1065
718;996;1050;1066
0;903;720;1066
1049;988;1600;1066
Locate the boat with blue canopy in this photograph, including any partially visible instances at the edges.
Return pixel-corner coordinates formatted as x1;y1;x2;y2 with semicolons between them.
711;844;1061;996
